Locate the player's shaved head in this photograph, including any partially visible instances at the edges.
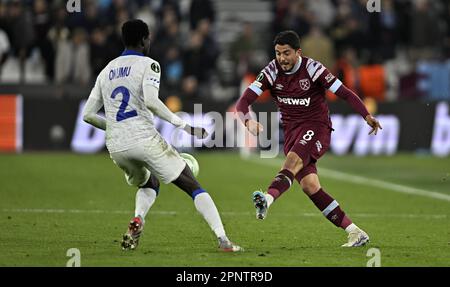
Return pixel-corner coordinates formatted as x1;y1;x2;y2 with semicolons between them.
274;30;301;50
121;19;150;48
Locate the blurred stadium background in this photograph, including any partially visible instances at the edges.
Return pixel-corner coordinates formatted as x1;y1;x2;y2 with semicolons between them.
0;0;449;266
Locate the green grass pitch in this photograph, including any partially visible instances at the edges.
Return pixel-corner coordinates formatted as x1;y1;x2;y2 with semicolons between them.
0;151;449;266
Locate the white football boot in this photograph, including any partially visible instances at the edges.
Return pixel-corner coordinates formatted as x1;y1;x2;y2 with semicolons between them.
218;236;244;252
342;228;370;247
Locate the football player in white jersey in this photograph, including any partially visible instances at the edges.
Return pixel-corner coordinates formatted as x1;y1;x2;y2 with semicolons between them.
83;19;242;252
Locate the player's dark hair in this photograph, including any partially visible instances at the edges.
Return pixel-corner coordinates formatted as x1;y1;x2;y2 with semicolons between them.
273;30;301;50
121;19;150;47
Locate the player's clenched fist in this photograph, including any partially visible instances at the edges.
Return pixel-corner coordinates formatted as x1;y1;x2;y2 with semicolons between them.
245;119;264;136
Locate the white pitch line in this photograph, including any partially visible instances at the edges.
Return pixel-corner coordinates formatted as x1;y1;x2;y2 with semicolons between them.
0;208;447;219
252;158;450;203
0;208;175;215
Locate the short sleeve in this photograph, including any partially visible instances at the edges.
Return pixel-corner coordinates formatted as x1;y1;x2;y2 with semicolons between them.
248;60;278;96
306;59;343;93
143;61;161;90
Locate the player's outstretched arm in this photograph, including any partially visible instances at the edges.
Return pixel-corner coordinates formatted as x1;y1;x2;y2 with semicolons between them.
83;80;106;130
143;85;208;139
334;84;382;135
312;61;382;136
236;88;263;136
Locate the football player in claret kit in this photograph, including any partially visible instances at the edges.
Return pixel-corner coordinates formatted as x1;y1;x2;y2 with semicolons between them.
236;30;382;247
83;19;242;252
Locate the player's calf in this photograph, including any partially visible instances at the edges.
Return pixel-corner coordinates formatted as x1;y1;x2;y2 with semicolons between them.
266;169;294;201
140;174;160;191
172;166;243;252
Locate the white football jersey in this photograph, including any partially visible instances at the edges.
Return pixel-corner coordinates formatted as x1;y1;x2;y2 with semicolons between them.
88;50;162;153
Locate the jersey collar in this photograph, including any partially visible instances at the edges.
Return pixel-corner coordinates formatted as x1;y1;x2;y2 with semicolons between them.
284;56;302;75
121;49;144;57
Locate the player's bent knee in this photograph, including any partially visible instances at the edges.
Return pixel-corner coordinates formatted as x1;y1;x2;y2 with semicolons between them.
172;165;202;197
284;152;304;175
300;174;321;196
301;181;321;196
141;174;160;193
125;174;142;187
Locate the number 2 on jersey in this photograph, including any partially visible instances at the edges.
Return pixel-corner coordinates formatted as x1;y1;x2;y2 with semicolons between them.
111;86;137;122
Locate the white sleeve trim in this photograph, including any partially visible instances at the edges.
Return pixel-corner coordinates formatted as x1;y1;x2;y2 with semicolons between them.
312;66;326;82
249;84;263;96
328;79;343;93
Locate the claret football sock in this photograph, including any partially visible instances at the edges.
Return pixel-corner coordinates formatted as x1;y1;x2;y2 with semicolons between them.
267;169;294;201
193;190;226;238
309;188;353;230
134;188;158;221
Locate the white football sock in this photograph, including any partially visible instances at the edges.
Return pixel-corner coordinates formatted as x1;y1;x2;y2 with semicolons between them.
194;192;226;238
265;193;274;208
134;188;157;221
345;223;358;234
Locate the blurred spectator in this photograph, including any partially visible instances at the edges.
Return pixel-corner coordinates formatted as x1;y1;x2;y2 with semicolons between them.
135;3;157;33
399;70;424;101
358;56;386;102
82;1;104;34
32;0;54;81
286;0;313;37
104;0;131;26
0;1;7;30
181;75;200;100
161;45;183;93
182;31;210;83
377;0;398;60
55;28;91;85
444;1;450;58
196;18;219;71
0;27;10;79
105;7;130;60
328;47;359;101
90;27;111;76
5;0;35;83
189;0;215;30
272;0;291;36
151;6;182;62
307;0;335;29
394;0;413;47
48;5;70;77
301;25;335;69
410;0;442;60
335;47;358;92
230;22;258;80
330;1;366;57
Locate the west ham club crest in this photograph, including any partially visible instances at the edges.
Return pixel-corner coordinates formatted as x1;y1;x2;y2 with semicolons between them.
299;79;310;91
